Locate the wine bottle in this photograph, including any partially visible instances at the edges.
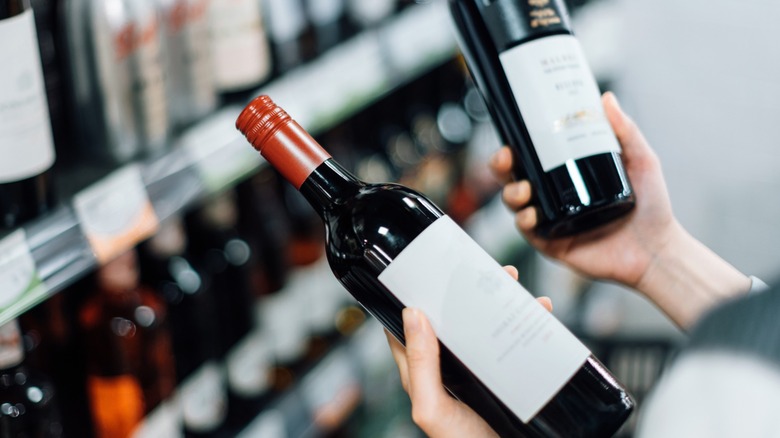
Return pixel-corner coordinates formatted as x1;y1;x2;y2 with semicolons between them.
345;0;396;29
206;0;272;101
0;0;56;230
126;0;170;156
62;0;141;165
157;0;218;129
264;0;308;74
30;0;68;152
0;319;63;437
183;192;272;429
79;249;178;438
236;95;633;438
449;0;634;237
138;217;228;438
304;0;346;54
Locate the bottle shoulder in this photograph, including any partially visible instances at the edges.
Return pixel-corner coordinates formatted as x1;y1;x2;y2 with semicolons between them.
323;182;443;269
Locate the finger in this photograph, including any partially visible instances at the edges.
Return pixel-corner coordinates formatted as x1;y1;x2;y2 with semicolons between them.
489;147;514;185
501;180;533;211
503;265;519;281
602;92;655;166
403;308;460;435
537;296;553;312
514;206;539;232
385;329;410;393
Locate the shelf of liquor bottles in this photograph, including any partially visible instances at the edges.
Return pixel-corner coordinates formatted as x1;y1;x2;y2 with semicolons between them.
0;0;457;328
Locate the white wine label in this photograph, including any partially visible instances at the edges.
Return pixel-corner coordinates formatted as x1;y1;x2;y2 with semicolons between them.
226;329;273;397
179;362;228;432
0;230;48;317
0;10;56;183
73;165;159;264
131;399;182;438
181;107;261;193
500;35;620;171
208;0;271;90
379;216;590;422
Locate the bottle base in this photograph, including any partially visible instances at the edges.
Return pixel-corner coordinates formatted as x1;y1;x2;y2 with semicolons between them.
538;196;635;239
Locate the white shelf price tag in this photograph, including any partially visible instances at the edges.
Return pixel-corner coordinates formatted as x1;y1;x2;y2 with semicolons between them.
0;230;48;318
181;107;262;193
73;165;159;264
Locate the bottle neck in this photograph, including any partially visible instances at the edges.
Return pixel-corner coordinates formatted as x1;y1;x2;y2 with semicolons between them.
299;159;363;218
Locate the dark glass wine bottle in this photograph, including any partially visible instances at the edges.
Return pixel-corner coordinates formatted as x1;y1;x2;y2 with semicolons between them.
236;95;633;438
0;319;63;437
0;0;56;230
449;0;634;237
138;217;228;438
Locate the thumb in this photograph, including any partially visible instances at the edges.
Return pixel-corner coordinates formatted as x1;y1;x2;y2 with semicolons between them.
602;92;655;167
403;308;459;434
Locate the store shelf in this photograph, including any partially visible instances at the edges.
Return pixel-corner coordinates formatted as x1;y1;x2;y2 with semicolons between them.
0;0;457;326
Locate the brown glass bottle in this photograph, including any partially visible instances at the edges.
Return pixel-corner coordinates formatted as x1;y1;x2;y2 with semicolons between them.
79;249;177;438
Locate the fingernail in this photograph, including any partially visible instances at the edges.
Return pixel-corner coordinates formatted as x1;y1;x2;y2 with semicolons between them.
403;308;421;335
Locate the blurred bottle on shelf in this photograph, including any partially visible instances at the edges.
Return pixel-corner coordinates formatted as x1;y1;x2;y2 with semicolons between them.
31;0;68;152
303;0;347;55
126;0;170;157
157;0;217;130
345;0;396;30
207;0;271;103
264;0;308;74
62;0;170;166
0;0;57;230
184;191;274;429
20;287;96;438
0;319;63;437
138;217;228;438
236;168;290;298
63;0;139;165
78;249;177;438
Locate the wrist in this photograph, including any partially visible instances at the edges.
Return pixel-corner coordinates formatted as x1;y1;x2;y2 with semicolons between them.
635;222;751;329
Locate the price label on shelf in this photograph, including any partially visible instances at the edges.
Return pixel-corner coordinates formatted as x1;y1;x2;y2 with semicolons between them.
181;107;262;193
73;165;159;264
0;230;48;320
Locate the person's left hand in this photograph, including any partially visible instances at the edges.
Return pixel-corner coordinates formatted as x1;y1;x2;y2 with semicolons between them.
384;266;553;437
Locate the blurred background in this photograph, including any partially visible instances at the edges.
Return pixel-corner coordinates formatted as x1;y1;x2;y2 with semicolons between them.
0;0;778;436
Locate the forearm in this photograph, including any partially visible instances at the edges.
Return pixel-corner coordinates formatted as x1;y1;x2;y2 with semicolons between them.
636;222;752;329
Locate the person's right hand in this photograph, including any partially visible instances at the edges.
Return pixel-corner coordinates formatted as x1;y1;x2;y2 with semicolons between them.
490;92;677;290
490;92;751;328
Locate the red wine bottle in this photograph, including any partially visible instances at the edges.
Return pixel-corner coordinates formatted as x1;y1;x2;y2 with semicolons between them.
0;319;63;437
0;0;56;230
449;0;634;237
236;95;633;438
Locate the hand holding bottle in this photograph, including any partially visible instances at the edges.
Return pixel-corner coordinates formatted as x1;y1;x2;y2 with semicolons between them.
384;266;551;438
491;92;751;328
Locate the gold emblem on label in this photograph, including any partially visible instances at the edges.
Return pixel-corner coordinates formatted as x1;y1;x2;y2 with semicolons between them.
529;0;550;6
